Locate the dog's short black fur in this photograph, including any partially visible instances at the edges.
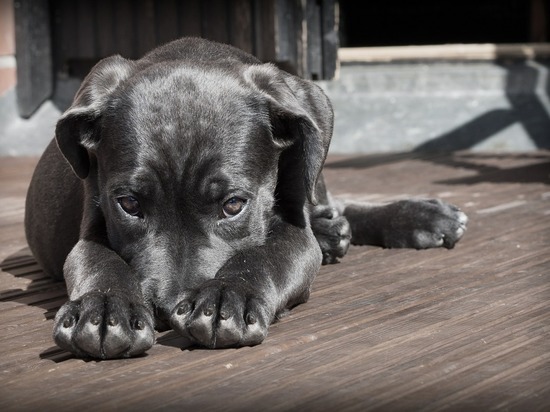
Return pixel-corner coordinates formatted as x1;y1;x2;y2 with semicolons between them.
25;38;467;359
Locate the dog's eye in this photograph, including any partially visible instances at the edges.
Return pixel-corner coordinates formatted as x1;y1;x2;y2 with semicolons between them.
118;196;142;217
222;197;247;218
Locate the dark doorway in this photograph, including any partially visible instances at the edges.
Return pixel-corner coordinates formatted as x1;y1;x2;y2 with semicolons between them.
339;0;542;47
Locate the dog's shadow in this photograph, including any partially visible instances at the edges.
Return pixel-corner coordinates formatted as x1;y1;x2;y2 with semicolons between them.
1;247;195;362
0;247;66;319
0;247;72;361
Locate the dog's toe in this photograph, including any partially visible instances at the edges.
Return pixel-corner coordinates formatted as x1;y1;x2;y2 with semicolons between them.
53;292;155;359
170;280;269;348
311;205;351;265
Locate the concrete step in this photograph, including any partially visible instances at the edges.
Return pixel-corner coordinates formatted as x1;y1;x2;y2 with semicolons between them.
319;60;550;153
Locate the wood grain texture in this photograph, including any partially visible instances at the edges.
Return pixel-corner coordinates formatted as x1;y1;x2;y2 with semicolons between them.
0;152;549;411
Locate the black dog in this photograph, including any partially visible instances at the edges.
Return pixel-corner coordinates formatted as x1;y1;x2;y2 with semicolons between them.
25;38;467;359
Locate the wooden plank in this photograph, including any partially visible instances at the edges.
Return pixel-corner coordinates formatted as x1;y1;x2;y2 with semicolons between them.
338;43;550;63
273;0;301;75
321;0;338;79
14;0;53;117
229;0;254;54
179;0;202;37
95;0;116;57
113;0;136;58
75;0;96;59
50;0;70;76
201;0;230;44
135;0;156;56
305;0;322;80
252;0;276;62
155;0;179;46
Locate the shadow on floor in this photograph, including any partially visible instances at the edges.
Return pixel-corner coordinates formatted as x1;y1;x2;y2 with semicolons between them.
325;153;550;186
0;247;66;318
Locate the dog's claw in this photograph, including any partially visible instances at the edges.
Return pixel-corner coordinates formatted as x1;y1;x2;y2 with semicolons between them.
62;317;74;328
246;313;257;325
134;319;145;330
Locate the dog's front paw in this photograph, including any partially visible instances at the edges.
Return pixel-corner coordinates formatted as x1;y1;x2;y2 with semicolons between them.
170;279;271;348
311;205;351;264
53;291;155;359
385;199;468;249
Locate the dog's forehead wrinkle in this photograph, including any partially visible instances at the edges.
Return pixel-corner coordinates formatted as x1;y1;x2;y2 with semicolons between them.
121;153;229;205
127;129;267;199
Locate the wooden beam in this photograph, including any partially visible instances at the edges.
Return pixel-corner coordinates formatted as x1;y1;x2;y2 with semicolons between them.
321;0;339;80
339;43;550;63
14;0;53;118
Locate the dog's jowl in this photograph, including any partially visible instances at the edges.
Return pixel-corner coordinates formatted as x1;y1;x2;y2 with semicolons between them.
25;38;468;359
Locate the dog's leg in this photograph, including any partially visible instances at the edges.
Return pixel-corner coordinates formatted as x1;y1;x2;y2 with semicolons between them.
341;198;468;249
53;240;155;359
169;221;321;349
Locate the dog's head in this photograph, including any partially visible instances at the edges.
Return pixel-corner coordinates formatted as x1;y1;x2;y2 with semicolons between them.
55;40;333;316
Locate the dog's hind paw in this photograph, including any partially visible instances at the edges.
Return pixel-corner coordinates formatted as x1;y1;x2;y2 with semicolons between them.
170;279;271;349
53;291;155;359
381;199;468;249
311;205;351;264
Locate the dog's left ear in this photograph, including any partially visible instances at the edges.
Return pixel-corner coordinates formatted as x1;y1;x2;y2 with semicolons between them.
55;55;135;179
244;64;333;205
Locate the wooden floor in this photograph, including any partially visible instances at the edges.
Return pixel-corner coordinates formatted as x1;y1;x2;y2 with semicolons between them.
1;152;549;411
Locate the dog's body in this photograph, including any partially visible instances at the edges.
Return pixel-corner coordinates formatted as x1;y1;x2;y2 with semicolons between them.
25;38;467;359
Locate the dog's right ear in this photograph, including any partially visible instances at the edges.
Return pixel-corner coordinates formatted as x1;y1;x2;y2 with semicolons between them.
55;55;135;179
